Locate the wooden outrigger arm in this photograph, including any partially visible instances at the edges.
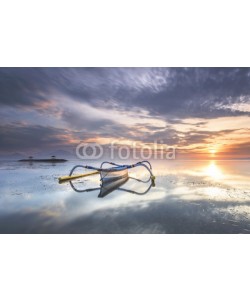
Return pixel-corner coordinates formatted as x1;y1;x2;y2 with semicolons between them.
58;170;99;184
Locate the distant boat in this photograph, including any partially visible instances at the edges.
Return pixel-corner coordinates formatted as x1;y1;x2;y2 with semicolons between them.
19;156;67;163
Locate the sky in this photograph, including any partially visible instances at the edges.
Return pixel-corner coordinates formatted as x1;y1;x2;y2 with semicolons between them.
0;67;249;159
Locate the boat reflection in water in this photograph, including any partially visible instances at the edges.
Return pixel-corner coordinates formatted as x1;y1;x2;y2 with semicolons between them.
69;172;154;198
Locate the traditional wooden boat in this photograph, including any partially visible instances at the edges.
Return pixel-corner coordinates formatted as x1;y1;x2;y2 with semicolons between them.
59;161;155;198
59;161;155;183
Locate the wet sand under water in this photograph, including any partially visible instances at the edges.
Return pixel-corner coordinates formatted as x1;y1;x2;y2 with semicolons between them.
0;159;249;233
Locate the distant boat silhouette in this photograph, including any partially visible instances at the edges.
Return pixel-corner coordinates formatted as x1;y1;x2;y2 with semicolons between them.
19;155;67;163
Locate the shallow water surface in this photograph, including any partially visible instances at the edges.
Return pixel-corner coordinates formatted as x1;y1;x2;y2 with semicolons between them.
0;159;249;233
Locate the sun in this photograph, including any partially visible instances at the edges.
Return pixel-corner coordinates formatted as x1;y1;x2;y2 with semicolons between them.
209;149;216;154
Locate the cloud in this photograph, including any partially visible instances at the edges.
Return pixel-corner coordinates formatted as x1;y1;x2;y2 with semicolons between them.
222;141;250;157
0;68;250;155
1;68;250;118
0;123;77;152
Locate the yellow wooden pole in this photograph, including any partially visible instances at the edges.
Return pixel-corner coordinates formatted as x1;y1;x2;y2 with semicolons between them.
58;170;99;184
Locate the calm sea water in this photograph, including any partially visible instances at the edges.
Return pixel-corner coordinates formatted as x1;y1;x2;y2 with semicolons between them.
0;159;249;233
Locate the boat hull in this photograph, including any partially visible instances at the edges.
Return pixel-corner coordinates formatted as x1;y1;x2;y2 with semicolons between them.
100;168;128;183
98;176;129;198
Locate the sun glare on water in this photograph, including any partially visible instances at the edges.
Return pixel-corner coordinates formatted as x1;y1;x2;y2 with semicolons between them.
204;161;223;180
